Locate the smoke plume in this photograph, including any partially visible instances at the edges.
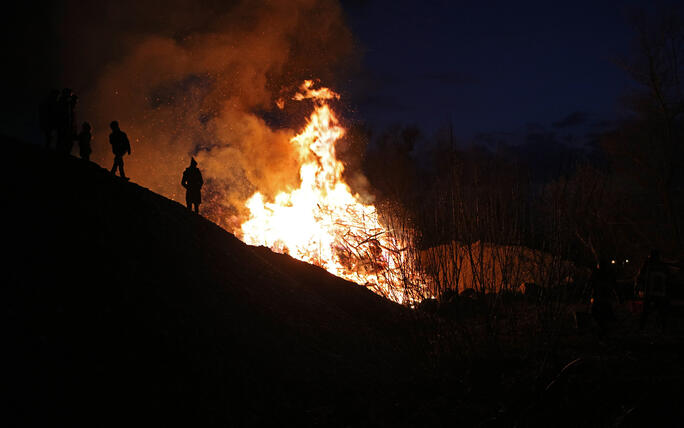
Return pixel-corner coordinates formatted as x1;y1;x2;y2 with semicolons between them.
62;0;354;231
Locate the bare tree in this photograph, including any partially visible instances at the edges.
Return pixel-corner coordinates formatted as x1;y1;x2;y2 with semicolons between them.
606;8;684;253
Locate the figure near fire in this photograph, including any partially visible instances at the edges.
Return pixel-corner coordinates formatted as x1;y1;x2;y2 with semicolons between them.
181;158;203;214
109;121;131;180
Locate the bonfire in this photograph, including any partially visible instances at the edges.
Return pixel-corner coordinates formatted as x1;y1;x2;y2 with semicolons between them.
240;81;417;303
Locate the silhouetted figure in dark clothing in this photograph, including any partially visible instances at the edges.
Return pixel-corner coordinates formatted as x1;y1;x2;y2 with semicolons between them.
39;89;60;149
638;250;669;330
109;121;131;180
590;259;616;335
181;158;203;214
56;88;77;154
77;122;92;161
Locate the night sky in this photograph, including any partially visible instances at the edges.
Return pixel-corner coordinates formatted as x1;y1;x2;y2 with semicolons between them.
341;0;677;146
1;0;679;150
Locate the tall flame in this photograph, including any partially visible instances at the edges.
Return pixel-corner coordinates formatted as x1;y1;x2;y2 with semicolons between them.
240;81;415;303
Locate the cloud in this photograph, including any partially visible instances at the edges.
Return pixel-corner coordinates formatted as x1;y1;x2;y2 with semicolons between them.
552;111;589;128
525;122;546;133
590;120;613;128
62;0;354;231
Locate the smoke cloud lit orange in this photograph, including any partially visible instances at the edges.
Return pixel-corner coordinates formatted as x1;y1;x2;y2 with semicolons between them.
69;0;354;230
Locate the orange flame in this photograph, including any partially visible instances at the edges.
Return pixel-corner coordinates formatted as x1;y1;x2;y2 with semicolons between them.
240;81;417;304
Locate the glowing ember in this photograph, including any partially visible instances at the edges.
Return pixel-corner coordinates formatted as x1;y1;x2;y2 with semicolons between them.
240;80;415;303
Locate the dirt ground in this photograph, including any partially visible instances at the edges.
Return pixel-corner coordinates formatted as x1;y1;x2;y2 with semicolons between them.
3;139;683;427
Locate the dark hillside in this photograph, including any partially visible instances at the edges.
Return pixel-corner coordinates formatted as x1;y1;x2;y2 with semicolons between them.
2;139;425;426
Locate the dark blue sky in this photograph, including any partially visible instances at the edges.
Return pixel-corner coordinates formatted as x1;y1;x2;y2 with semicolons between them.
342;0;670;143
1;0;675;151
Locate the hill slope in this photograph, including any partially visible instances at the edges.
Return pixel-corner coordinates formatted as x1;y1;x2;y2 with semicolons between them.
3;140;425;426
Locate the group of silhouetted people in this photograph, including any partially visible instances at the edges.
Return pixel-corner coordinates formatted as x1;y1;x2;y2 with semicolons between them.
39;87;94;161
40;88;204;213
40;88;83;155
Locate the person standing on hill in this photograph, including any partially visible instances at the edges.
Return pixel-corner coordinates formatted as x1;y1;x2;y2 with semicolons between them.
109;121;131;180
77;122;92;161
181;157;203;214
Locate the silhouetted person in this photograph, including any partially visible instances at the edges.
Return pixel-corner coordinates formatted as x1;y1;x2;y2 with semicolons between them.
181;158;203;214
109;121;131;180
56;88;77;154
77;122;92;161
39;89;60;149
638;249;669;330
590;258;616;335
